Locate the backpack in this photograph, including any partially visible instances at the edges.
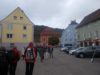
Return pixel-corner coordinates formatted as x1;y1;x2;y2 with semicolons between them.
25;48;34;60
7;50;15;63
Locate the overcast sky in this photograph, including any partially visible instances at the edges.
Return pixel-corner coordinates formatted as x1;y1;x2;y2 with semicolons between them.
0;0;100;29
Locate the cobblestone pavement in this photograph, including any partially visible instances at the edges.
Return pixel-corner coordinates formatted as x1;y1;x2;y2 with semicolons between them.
16;48;100;75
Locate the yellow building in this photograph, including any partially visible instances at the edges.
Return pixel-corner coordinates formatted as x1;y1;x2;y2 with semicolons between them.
0;7;34;50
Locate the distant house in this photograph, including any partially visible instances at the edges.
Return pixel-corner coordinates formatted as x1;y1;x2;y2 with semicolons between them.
60;20;78;48
0;7;34;50
40;27;60;46
76;9;100;47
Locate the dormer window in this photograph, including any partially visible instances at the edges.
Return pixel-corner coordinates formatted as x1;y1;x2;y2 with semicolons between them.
20;16;23;20
14;16;17;20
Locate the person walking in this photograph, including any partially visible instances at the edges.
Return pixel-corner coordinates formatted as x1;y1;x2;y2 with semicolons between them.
37;45;45;62
45;46;49;59
48;46;54;58
7;46;20;75
24;42;37;75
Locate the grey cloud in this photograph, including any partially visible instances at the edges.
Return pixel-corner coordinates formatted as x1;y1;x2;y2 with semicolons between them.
0;0;100;29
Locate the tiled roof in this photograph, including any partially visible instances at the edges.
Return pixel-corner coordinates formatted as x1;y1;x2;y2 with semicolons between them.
42;27;54;33
76;9;100;29
40;27;59;36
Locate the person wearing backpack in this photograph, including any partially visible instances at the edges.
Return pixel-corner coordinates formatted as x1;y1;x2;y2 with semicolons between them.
24;42;37;75
7;46;20;75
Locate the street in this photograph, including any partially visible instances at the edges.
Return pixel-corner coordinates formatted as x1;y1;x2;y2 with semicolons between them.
16;48;100;75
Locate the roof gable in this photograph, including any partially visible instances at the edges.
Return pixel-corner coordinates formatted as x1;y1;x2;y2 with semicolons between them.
77;9;100;29
1;7;33;25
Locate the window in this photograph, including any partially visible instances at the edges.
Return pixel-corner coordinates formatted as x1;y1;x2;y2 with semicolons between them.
23;26;27;30
20;16;23;20
8;24;13;30
23;34;27;38
94;31;98;38
88;32;92;38
83;33;85;40
77;34;80;40
7;34;13;38
70;39;72;41
13;16;17;20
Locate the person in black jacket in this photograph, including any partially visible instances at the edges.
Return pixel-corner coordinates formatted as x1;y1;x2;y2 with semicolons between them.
37;45;45;62
0;47;8;75
48;46;54;58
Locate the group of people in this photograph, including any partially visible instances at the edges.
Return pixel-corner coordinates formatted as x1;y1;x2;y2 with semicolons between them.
37;45;54;62
0;46;20;75
0;42;54;75
0;42;37;75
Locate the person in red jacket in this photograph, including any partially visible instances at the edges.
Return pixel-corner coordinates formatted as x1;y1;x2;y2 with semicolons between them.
24;42;37;75
9;46;20;75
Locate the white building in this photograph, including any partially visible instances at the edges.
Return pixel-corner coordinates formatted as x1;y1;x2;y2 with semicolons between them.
60;20;78;48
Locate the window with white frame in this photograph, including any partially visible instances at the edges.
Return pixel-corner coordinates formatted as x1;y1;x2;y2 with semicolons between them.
7;33;13;38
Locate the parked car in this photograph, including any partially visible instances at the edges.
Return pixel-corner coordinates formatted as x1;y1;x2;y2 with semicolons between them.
74;46;100;58
69;47;82;55
65;47;77;54
60;47;68;51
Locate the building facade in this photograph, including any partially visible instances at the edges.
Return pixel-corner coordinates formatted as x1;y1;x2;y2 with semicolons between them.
76;9;100;47
0;7;34;50
40;28;60;46
60;20;78;48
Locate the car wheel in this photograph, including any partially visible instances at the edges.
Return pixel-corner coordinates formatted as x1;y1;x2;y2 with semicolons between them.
79;53;84;58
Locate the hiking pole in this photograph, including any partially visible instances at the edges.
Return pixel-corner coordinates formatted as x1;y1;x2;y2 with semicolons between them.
91;43;95;63
91;47;96;63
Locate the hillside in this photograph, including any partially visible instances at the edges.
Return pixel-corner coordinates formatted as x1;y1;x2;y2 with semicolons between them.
34;25;64;43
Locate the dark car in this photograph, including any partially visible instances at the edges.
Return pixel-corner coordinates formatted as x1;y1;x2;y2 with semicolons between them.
74;46;100;58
